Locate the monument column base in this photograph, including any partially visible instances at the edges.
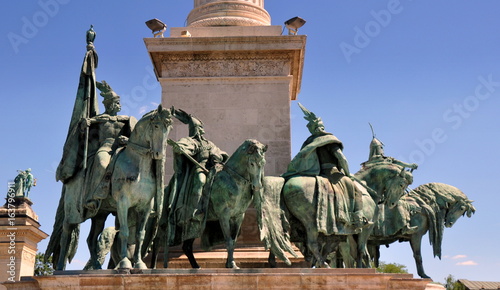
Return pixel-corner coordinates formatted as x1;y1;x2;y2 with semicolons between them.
0;198;48;285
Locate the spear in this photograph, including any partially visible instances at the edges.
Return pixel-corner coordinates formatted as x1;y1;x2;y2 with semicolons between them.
81;25;98;169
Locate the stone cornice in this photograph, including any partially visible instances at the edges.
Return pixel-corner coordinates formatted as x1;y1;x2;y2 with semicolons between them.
145;35;306;100
0;225;48;241
145;35;306;52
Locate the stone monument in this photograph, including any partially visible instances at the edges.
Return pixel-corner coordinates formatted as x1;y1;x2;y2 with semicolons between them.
1;185;48;283
145;0;306;178
144;0;306;250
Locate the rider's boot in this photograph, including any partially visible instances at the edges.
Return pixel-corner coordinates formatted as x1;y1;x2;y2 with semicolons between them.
402;224;419;235
351;211;374;232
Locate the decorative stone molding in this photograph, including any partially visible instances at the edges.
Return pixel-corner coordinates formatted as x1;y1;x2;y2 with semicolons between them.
22;249;36;265
144;35;306;100
188;17;265;27
188;0;271;27
160;52;292;78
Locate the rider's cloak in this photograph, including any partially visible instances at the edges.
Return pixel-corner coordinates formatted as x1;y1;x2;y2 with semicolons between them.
166;136;228;246
282;133;354;235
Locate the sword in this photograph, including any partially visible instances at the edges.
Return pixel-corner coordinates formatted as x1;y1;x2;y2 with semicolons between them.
167;139;209;174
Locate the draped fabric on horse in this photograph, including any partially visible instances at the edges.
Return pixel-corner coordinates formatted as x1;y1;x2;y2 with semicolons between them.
283;133;354;235
316;176;351;235
373;197;420;237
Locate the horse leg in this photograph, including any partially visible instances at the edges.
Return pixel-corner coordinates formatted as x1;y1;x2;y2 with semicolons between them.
182;238;200;269
116;198;132;269
149;237;158;269
373;245;380;268
86;213;108;270
356;227;373;268
338;241;354;268
133;206;152;269
219;212;239;269
306;229;329;268
410;233;431;279
268;252;277;268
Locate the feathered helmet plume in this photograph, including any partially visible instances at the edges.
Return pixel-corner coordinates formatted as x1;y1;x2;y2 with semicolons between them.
298;103;323;132
173;108;204;137
96;80;120;106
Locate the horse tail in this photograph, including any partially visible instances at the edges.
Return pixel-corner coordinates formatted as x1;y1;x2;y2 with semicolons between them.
254;176;298;266
84;227;117;270
44;186;80;265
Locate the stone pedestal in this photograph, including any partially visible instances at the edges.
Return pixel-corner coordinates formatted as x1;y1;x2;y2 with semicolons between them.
145;0;306;247
145;31;306;179
0;198;48;284
2;269;441;289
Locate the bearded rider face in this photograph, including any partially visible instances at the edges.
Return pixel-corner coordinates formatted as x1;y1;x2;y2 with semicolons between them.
105;99;122;115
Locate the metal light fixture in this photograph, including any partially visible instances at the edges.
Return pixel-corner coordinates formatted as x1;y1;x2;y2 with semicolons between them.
284;16;306;35
145;18;167;38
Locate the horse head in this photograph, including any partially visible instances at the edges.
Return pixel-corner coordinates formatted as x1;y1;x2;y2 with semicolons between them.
414;183;475;228
151;105;173;160
385;168;413;209
244;139;267;191
132;104;173;160
444;198;475;228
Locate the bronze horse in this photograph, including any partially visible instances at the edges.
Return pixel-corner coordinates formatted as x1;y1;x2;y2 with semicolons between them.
263;162;413;268
46;105;173;270
158;139;268;269
367;182;475;278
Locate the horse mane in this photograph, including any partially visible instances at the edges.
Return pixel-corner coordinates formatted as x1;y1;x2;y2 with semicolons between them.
141;109;157;120
225;139;263;167
409;182;473;258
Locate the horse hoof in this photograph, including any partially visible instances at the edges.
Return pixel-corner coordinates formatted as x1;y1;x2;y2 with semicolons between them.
134;261;148;270
226;261;240;269
118;258;133;269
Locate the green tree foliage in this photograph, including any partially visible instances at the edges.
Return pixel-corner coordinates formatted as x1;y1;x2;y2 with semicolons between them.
376;261;409;274
444;274;466;290
34;253;54;276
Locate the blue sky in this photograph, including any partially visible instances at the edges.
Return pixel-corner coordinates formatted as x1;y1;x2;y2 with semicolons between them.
1;1;499;284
